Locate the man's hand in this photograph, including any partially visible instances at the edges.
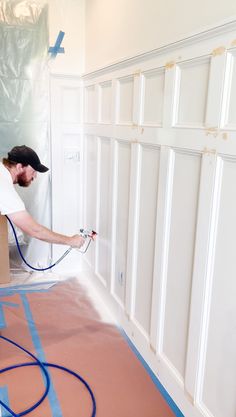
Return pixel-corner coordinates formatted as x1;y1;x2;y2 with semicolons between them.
69;234;85;249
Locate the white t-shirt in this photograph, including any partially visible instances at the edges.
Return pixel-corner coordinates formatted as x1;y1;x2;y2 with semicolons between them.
0;162;25;215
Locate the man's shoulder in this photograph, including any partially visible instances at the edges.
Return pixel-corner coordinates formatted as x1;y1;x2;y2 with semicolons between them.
0;162;12;182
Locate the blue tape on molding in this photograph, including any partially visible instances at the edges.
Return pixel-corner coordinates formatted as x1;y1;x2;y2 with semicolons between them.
48;31;65;58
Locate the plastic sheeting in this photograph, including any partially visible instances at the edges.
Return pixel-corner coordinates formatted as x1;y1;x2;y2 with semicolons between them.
0;0;51;271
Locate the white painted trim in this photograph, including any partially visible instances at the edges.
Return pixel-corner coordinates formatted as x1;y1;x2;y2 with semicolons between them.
125;143;142;317
110;140;119;296
184;154;223;404
95;136;101;277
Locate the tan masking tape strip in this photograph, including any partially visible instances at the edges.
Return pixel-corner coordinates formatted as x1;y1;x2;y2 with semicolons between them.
150;343;156;354
212;47;226;57
205;127;218;137
203;147;216;155
222;132;228;140
165;60;176;69
231;39;236;47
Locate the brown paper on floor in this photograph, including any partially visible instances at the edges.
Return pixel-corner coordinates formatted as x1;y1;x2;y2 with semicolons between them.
0;215;10;284
0;278;177;417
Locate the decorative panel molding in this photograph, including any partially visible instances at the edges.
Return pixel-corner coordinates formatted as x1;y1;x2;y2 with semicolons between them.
96;137;112;285
85;84;98;124
175;57;211;127
112;140;131;306
133;145;160;335
84;135;98;268
116;76;134;125
80;22;236;417
162;150;201;380
201;157;236;417
221;50;236;129
99;80;112;124
141;69;165;126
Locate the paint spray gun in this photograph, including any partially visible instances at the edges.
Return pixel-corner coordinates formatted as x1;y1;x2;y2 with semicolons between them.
76;229;97;254
79;229;97;239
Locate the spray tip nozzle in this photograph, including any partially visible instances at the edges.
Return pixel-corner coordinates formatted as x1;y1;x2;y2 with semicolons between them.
79;229;97;239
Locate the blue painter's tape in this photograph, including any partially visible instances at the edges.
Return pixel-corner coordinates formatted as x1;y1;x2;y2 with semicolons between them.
0;305;6;329
48;31;65;57
0;386;10;417
48;46;64;53
120;329;185;417
21;294;63;417
0;301;19;308
0;289;49;297
0;280;58;291
0;301;19;329
0;281;58;297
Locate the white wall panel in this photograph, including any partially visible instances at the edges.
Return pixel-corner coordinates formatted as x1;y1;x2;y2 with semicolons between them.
163;151;201;379
176;57;210;127
62;87;82;123
113;141;131;305
99;81;112;123
141;69;165;126
61;134;81;234
85;85;98;123
50;76;83;271
84;135;97;268
117;76;134;125
222;51;236;128
202;157;236;417
96;137;112;285
133;145;160;334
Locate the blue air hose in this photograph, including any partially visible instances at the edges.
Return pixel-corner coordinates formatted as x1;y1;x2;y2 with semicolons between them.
5;215;91;272
0;335;96;417
0;334;50;416
2;220;96;415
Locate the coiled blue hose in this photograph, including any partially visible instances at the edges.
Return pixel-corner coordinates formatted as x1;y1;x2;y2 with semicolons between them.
3;220;96;415
0;334;50;416
0;335;96;417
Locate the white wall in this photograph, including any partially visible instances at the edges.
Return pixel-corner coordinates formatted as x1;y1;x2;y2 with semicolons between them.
85;0;236;72
48;0;85;75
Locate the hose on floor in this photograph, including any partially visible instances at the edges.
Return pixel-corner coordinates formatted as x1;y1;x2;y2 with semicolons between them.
0;334;96;417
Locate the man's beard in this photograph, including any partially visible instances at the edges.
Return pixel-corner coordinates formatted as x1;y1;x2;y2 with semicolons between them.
17;174;31;187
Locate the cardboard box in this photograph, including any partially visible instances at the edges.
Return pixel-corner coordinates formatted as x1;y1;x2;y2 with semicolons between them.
0;215;10;284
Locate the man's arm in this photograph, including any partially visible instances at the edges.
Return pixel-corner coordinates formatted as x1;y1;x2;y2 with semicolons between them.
8;210;85;248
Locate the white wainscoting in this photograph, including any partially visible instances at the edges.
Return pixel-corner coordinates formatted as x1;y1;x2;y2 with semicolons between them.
49;21;236;417
80;22;236;417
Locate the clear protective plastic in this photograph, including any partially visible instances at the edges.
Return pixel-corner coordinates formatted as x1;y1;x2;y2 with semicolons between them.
0;0;51;272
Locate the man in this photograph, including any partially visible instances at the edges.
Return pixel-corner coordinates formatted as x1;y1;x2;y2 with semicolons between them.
0;145;85;249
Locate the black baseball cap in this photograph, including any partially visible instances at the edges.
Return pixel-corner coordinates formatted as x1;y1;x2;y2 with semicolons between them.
8;145;49;173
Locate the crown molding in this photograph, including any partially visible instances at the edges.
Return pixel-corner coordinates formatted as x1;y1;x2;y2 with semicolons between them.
82;18;236;80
